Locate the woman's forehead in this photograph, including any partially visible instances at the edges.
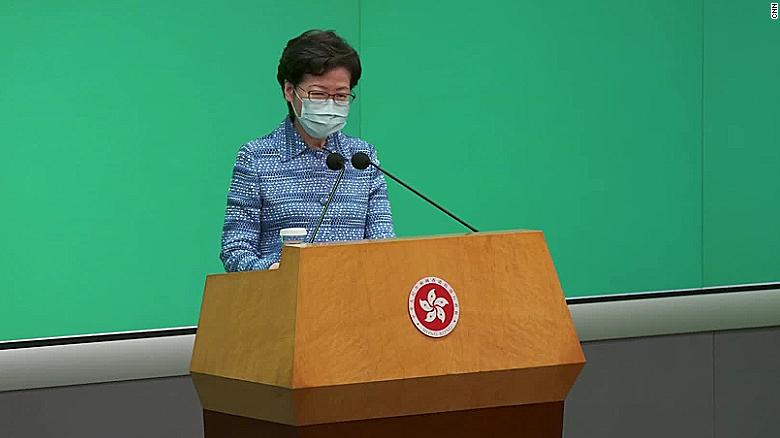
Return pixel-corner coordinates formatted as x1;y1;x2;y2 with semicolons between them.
300;67;351;89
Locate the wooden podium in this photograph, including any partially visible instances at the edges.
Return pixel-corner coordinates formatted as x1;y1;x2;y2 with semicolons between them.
191;230;585;437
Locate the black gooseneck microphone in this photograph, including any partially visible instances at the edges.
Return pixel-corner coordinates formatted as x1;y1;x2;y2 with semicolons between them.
310;152;346;243
351;152;478;233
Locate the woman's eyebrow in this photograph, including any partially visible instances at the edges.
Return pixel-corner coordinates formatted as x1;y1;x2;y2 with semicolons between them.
307;84;350;92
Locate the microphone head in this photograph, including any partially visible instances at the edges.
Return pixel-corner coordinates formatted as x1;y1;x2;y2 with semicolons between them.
351;152;371;170
326;152;346;170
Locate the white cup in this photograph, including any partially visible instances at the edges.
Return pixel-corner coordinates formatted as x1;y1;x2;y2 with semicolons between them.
279;227;307;245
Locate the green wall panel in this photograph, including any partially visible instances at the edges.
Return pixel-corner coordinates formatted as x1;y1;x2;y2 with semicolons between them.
1;0;776;342
360;0;703;297
0;1;360;341
702;0;780;286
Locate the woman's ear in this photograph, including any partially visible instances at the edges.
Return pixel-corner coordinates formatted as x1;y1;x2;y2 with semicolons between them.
283;81;294;104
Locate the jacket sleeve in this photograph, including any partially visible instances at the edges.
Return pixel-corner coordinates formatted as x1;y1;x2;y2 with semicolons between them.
364;147;396;239
219;145;278;271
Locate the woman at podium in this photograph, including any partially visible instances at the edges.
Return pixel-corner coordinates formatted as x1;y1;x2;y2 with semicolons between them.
219;29;395;272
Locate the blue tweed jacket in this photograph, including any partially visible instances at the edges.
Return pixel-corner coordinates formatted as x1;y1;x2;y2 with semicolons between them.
220;116;395;271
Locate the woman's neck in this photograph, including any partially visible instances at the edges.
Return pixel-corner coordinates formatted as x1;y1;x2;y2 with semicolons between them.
293;118;326;150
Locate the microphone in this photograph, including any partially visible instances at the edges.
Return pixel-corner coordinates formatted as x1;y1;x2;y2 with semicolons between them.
309;152;346;243
326;151;346;171
351;152;478;233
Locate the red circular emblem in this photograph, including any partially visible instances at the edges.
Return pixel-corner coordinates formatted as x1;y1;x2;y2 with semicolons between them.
408;277;460;338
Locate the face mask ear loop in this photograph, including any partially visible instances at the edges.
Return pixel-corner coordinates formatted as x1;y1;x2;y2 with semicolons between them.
292;87;305;118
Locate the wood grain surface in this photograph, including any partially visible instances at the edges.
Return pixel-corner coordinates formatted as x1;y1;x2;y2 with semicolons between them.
191;231;585;425
190;248;301;386
193;363;581;425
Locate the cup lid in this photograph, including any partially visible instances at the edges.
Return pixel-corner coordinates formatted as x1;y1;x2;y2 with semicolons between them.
279;227;307;237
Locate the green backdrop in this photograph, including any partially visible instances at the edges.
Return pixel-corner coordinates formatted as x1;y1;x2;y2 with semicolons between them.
1;0;777;341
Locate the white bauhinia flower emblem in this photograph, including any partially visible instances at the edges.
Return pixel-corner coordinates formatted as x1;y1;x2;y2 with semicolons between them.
419;289;449;323
409;277;459;338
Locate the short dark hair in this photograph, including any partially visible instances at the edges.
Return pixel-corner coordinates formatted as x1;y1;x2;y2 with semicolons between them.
277;30;362;120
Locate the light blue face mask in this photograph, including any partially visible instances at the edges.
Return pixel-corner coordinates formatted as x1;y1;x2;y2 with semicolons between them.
293;89;350;139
